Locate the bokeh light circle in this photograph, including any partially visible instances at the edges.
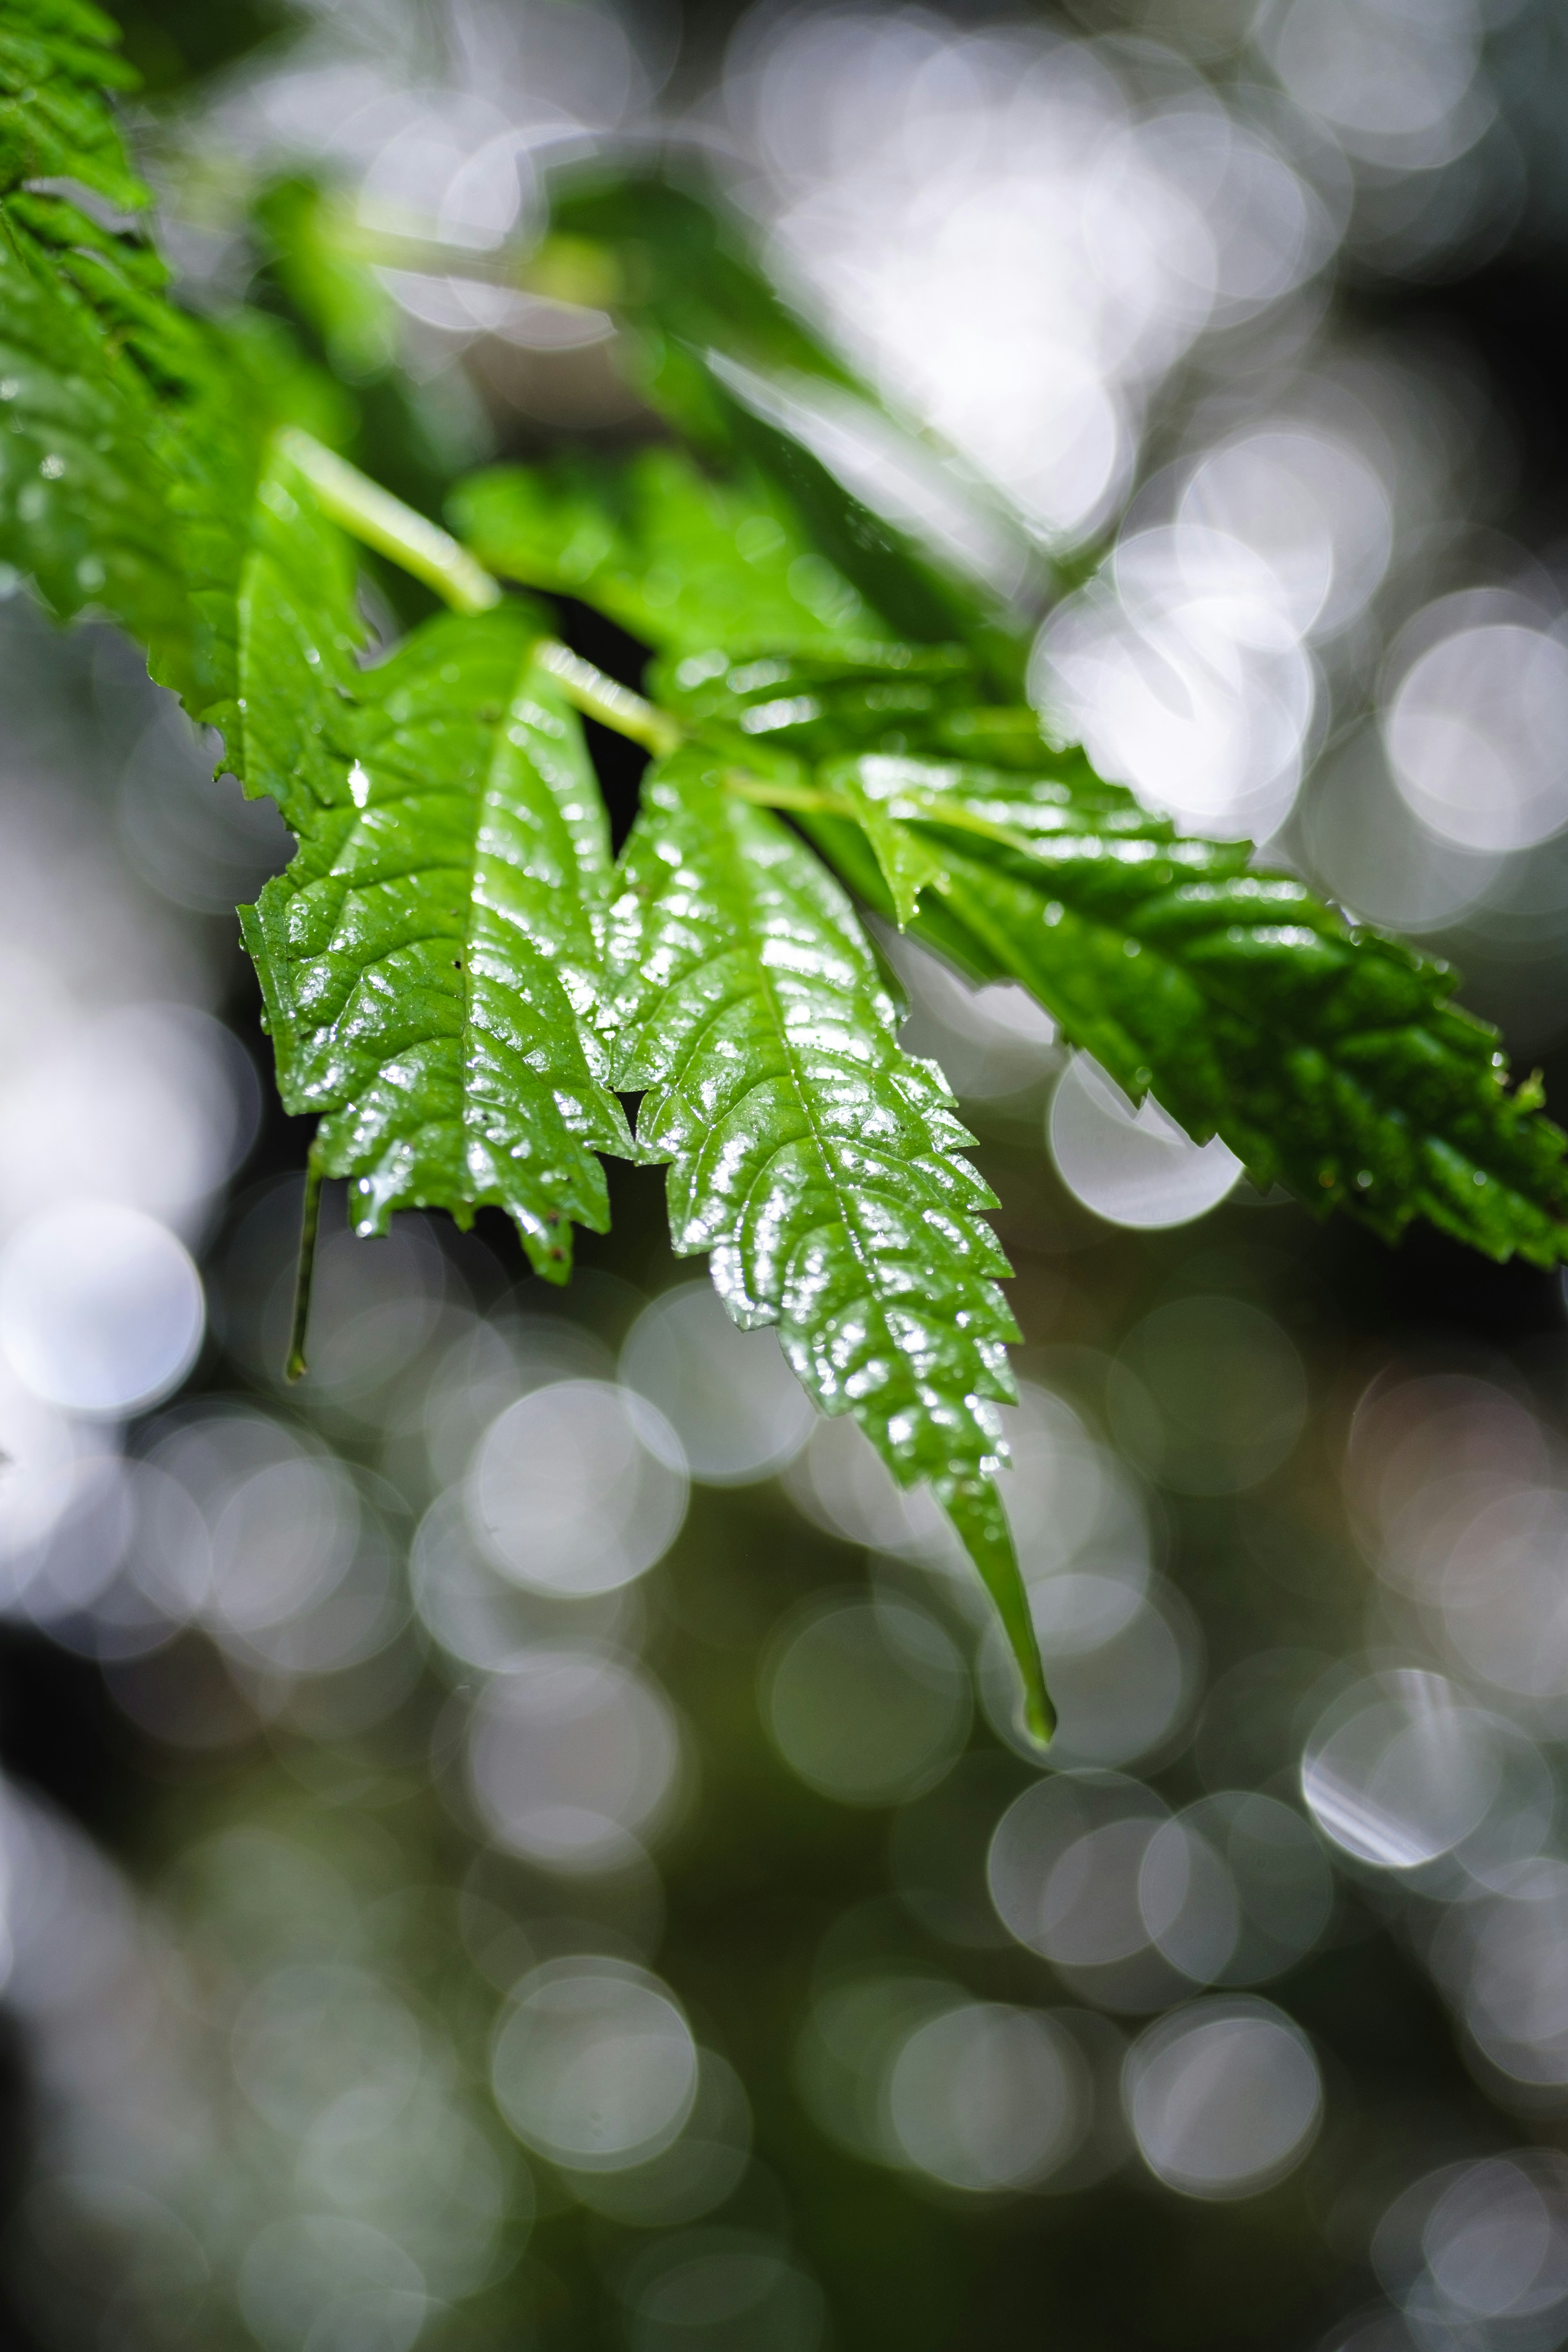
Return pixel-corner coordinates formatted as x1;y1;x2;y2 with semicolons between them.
467;1648;682;1871
621;1281;814;1485
0;1204;204;1416
884;2002;1088;2191
468;1379;687;1596
980;1578;1198;1771
1385;622;1568;854
1049;1056;1241;1230
618;2227;826;2352
491;1958;699;2173
1110;1295;1308;1495
1123;1998;1323;2198
1301;1670;1529;1871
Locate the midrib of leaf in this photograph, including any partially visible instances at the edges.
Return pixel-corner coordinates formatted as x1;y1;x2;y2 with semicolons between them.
610;756;1054;1738
700;778;910;1336
697;805;1051;1740
629;778;1011;1439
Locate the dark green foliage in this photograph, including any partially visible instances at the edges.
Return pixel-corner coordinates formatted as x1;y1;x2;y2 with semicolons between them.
0;196;174;631
6;5;1568;1728
0;155;195;648
0;11;334;738
793;759;1568;1264
653;639;1046;765
0;0;143;206
238;447;632;1275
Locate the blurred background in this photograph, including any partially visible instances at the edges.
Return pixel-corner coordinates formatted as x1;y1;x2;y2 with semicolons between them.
7;0;1568;2345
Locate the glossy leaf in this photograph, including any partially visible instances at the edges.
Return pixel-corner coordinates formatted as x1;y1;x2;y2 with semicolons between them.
238;447;633;1276
0;2;237;662
834;763;947;929
605;746;1053;1737
450;444;880;653
652;637;1056;774
13;2;1568;1739
800;754;1568;1264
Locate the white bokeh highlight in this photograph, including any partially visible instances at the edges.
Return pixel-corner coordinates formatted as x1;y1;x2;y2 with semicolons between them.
620;1282;814;1486
1050;1056;1242;1231
468;1379;687;1597
1123;2000;1323;2199
491;1959;699;2173
0;1205;205;1418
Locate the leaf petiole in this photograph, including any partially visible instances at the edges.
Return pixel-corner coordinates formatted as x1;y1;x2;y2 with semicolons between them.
275;427;503;616
286;1146;324;1382
273;433;687;757
530;639;684;756
722;770;846;814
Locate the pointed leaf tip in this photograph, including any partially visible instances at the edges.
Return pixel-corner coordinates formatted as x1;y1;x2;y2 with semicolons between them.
838;771;946;929
1023;1684;1058;1750
936;1472;1054;1750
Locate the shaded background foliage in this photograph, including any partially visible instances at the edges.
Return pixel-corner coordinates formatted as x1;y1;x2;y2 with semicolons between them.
6;1;1568;2348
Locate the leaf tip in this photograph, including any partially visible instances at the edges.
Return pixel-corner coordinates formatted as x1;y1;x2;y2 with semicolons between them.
1022;1682;1057;1750
936;1470;1054;1755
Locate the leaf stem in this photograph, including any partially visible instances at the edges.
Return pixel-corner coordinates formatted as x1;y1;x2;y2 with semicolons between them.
286;1147;324;1382
274;437;689;754
724;770;846;814
532;639;684;756
276;427;503;617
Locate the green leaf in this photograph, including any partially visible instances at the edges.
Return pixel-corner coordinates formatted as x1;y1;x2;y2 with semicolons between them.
238;445;633;1277
801;753;1568;1265
0;29;635;1287
835;763;947;929
0;158;240;640
0;0;145;212
0;5;361;744
450;444;881;653
0;2;235;657
652;624;1056;771
653;639;1045;768
605;744;1052;1738
0;172;320;745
